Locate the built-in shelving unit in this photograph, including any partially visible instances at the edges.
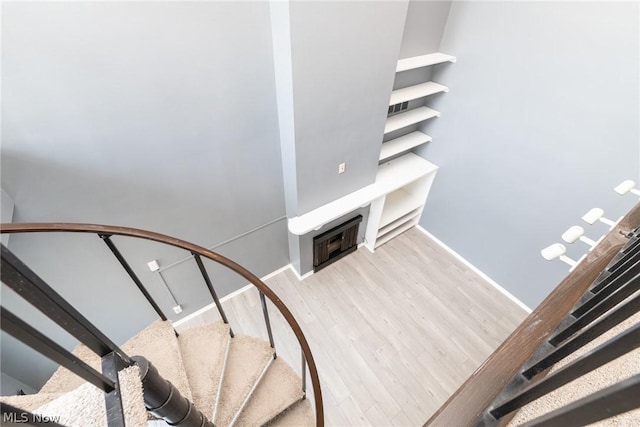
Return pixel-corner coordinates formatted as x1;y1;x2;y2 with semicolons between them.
396;52;456;72
389;81;448;105
361;51;453;249
288;52;454;269
379;131;431;162
384;106;440;134
364;154;438;251
374;214;420;248
379;51;454;165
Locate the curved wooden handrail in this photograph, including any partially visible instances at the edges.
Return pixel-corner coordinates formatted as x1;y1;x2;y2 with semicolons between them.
0;222;324;427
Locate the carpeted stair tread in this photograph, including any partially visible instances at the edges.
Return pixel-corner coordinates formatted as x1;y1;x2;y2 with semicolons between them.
0;392;63;412
214;334;273;427
121;320;192;402
34;365;147;427
266;398;314;427
178;320;230;418
234;357;305;426
38;320;192;402
39;343;101;394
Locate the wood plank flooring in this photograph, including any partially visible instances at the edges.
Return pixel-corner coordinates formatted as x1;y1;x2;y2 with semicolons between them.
178;228;528;426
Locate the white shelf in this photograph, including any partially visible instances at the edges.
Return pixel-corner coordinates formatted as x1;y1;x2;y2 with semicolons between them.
379;131;431;162
396;52;456;72
288;153;438;235
379;187;424;228
377;208;421;238
389;82;448;105
375;217;420;248
384;107;440;134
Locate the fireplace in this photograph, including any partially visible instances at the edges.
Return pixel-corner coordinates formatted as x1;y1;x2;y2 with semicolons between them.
313;215;362;272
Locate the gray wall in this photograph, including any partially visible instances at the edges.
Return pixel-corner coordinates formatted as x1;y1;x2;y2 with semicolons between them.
398;0;452;60
1;188;14;245
1;373;36;396
1;1;288;391
418;1;640;308
288;1;409;215
277;1;409;273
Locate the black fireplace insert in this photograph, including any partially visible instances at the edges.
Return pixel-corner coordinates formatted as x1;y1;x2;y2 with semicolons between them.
312;215;363;272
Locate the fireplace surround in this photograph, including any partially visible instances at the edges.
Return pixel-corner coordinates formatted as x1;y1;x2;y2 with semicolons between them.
312;215;362;272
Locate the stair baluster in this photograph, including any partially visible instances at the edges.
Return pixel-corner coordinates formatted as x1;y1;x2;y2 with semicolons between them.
192;252;234;338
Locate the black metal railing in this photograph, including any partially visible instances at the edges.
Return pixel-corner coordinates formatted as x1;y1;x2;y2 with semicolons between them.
428;203;640;426
0;223;323;427
0;244;212;427
99;233;168;321
192;252;234;337
480;227;640;426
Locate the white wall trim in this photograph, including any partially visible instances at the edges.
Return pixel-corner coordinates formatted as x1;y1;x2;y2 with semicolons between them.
172;264;291;328
415;225;532;314
289;264;314;281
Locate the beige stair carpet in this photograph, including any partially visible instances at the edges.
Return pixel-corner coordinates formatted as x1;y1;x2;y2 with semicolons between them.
214;334;273;427
0;392;62;412
177;321;230;418
266;398;314;426
234;357;305;426
33;365;147;427
121;320;192;401
39;343;101;393
509;311;640;426
39;320;192;402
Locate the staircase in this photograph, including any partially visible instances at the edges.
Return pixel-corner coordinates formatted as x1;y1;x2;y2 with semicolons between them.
0;223;322;427
2;319;313;426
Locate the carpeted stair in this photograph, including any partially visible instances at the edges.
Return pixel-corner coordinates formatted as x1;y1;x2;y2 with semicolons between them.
1;320;314;426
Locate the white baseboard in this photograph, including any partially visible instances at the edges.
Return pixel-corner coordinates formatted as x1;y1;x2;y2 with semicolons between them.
415;225;532;314
289;264;314;281
172;264;291;328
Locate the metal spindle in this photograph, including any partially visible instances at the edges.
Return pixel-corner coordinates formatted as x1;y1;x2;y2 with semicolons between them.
606;236;640;272
551;273;640;346
1;307;116;393
584;251;640;299
98;234;167;321
102;352;128;426
259;291;277;359
192;253;234;337
520;374;640;427
589;243;640;294
491;324;640;420
1;245;131;362
301;350;307;397
523;292;640;379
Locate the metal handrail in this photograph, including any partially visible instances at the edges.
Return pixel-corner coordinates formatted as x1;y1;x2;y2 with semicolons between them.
0;222;324;427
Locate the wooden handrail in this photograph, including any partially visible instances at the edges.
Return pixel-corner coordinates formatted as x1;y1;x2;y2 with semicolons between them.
0;222;324;427
426;202;640;426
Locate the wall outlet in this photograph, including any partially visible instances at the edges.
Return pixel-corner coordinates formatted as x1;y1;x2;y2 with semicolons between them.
173;305;183;314
338;162;346;174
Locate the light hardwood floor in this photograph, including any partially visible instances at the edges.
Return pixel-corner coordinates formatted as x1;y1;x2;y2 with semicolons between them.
179;228;529;426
